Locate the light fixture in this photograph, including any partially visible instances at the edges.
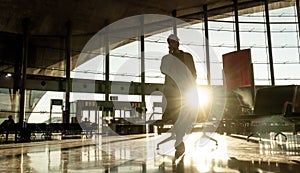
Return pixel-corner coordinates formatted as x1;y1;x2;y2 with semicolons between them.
5;73;12;78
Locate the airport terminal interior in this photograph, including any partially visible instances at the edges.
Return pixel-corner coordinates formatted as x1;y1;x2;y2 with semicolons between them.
1;0;300;172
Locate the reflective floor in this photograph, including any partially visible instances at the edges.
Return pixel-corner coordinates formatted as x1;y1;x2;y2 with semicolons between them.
0;132;300;172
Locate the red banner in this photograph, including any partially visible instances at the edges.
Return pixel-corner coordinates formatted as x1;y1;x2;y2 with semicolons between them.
222;49;253;90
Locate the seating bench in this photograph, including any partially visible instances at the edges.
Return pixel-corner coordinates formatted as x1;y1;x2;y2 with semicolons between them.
227;85;300;140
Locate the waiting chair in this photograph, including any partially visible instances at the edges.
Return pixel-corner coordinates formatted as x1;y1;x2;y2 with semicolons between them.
148;102;218;149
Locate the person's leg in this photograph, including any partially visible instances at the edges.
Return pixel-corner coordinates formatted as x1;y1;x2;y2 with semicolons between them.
174;132;185;164
161;88;181;124
5;131;9;142
155;87;181;137
89;128;93;138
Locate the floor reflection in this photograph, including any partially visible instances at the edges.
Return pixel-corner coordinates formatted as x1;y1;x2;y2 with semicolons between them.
0;132;299;172
227;157;300;173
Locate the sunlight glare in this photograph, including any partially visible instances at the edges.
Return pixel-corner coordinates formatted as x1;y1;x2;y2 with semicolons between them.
186;87;211;109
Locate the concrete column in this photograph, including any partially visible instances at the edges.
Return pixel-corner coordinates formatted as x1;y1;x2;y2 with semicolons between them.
64;21;72;124
234;0;241;50
203;5;211;85
172;10;177;35
19;18;30;127
140;15;145;105
264;0;275;86
104;24;110;102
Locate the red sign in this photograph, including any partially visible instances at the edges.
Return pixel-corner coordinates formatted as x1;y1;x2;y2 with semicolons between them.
222;49;253;90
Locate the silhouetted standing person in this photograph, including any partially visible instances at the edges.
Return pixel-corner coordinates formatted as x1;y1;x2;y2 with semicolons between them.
160;34;198;163
81;117;92;138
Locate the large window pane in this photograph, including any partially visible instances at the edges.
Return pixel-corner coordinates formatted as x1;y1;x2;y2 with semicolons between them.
239;2;271;85
269;1;300;84
145;33;169;84
208;10;236;85
27;37;66;77
110;39;140;83
182;23;207;85
71;55;105;80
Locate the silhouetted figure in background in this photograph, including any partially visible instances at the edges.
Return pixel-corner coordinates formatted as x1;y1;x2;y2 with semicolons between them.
1;115;15;142
81;117;92;138
159;34;198;163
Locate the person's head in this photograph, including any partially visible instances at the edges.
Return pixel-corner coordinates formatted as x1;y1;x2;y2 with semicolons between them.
8;115;13;120
167;34;179;53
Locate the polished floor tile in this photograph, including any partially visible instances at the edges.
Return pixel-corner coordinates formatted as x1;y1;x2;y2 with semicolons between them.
0;132;299;172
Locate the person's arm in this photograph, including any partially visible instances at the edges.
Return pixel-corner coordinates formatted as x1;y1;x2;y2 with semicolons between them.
160;55;170;75
1;120;7;126
186;53;197;80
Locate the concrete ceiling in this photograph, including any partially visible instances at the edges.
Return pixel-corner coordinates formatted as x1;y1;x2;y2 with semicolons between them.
0;0;240;36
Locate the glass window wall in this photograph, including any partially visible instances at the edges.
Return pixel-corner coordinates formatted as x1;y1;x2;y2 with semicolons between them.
269;0;300;84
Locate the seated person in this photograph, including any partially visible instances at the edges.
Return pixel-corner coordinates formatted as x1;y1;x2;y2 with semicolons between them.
1;115;15;130
1;115;15;142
